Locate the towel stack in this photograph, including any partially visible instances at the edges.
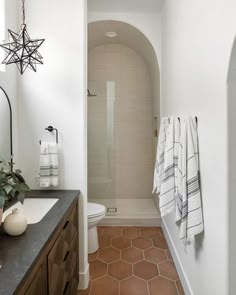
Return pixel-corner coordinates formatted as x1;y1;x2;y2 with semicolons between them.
40;142;59;188
153;116;203;243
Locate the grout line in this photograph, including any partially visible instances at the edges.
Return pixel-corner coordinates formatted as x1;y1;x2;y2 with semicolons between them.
175;280;181;295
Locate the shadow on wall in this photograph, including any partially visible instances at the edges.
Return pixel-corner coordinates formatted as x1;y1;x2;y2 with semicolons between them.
227;35;236;295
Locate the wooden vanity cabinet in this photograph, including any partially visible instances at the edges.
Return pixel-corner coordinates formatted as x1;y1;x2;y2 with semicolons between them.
17;200;79;295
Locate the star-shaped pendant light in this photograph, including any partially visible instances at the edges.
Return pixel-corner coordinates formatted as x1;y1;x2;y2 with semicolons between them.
0;0;45;75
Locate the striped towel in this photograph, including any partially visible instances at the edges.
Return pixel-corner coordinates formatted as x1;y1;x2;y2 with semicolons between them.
176;117;204;243
174;118;180;212
159;117;176;216
152;117;169;194
40;142;59;187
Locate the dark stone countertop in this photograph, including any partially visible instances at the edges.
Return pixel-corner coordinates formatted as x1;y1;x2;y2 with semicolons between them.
0;190;80;295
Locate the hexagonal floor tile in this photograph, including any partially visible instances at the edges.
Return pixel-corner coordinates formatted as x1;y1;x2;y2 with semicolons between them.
108;260;132;280
166;249;173;261
98;247;120;263
132;236;152;249
144;247;167;264
122;227;141;239
159;260;179;280
141;227;162;238
120;276;149;295
133;260;159;280
90;276;119;295
149;277;178;295
122;247;143;263
89;260;107;279
111;236;131;250
152;236;168;250
88;251;98;263
176;280;185;295
103;227;122;238
98;234;111;249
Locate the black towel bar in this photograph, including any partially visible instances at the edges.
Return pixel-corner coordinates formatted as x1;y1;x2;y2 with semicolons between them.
39;126;58;144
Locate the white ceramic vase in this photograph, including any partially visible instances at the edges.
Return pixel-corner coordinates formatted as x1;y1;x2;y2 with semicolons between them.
4;208;27;236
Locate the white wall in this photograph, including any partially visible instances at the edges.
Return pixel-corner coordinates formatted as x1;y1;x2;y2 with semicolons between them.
228;38;236;295
0;0;18;165
17;0;89;289
161;1;236;294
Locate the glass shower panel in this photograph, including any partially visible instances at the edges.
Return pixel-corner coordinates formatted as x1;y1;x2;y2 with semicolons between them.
88;80;117;212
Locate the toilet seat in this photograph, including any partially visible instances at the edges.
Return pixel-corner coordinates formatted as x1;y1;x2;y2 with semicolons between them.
88;203;105;219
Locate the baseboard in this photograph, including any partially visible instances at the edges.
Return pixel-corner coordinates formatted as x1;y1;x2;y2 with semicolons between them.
100;216;161;227
78;263;90;290
161;219;193;295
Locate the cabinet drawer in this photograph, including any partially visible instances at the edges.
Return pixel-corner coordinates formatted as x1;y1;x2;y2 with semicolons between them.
62;205;77;245
62;260;78;295
25;265;45;295
48;233;78;295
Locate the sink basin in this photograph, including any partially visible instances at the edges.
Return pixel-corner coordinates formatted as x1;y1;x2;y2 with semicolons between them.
2;198;59;224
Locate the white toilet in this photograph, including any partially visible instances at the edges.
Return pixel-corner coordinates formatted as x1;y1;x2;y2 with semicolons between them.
88;202;106;254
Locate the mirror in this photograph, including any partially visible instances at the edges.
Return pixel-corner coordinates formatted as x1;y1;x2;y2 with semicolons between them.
0;86;13;169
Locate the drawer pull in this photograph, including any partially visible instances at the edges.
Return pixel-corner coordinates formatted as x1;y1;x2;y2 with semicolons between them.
64;251;70;261
63;281;70;294
63;220;69;230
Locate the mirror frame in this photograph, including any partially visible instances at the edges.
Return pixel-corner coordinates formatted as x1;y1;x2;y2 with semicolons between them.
0;86;13;171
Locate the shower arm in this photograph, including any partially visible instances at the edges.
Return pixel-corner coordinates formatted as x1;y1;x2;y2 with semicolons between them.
87;89;97;97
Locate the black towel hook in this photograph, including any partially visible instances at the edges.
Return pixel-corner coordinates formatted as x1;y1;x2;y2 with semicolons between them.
39;126;58;144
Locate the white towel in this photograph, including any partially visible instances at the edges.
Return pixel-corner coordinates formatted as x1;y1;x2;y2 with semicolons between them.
40;142;59;188
176;117;204;243
174;118;180;213
152;117;169;194
159;117;176;216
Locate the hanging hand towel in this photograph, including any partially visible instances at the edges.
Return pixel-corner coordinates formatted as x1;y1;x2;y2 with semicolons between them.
152;117;169;194
174;118;180;212
159;117;176;216
40;142;59;188
176;117;204;243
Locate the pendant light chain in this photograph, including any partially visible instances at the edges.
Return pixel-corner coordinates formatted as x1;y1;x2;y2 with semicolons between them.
22;0;26;25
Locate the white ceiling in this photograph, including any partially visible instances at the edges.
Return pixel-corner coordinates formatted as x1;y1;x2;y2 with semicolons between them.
88;0;164;13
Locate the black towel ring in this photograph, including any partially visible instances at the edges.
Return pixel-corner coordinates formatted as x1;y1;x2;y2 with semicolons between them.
39;126;58;144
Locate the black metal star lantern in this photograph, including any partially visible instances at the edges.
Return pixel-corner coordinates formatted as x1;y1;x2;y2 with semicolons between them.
0;0;45;75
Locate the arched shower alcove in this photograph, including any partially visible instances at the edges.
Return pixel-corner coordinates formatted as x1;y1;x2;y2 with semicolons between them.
228;36;236;294
87;20;160;225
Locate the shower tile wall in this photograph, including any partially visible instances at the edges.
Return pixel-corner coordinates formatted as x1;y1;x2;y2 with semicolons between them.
88;44;154;200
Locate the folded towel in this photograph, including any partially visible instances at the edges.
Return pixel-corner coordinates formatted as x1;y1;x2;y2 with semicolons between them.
153;117;169;194
40;142;59;188
176;117;204;243
159;117;176;216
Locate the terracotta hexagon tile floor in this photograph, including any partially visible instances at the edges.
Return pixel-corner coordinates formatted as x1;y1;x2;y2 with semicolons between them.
98;247;121;263
108;260;132;280
120;276;148;295
78;226;185;295
121;247;143;263
132;236;153;249
112;236;131;250
144;247;167;264
133;260;159;280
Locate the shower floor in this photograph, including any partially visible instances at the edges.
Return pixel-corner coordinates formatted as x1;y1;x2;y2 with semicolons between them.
89;198;161;227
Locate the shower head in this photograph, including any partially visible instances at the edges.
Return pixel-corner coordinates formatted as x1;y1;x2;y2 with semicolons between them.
87;89;97;97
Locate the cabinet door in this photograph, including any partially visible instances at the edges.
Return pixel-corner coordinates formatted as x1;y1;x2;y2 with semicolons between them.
25;266;45;295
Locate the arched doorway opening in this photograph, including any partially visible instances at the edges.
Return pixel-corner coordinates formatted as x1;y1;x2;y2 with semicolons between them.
87;20;161;225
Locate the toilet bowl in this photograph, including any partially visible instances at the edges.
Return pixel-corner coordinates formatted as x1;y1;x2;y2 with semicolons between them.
88;202;106;254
